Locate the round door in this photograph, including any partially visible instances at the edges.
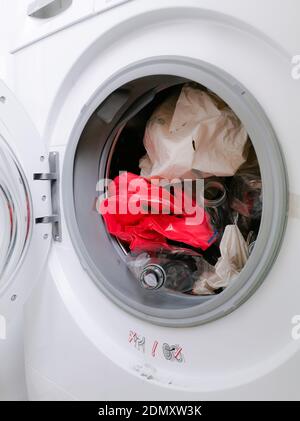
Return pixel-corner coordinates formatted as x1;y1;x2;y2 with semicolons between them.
0;80;52;325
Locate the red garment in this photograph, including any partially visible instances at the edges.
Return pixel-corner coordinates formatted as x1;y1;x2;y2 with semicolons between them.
99;172;216;251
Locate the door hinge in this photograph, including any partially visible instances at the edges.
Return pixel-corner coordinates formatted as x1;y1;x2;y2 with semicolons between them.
33;151;62;242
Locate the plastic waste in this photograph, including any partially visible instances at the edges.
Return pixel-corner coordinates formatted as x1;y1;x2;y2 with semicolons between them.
227;144;262;238
98;84;263;298
127;252;151;280
204;180;227;208
99;172;216;251
229;174;262;219
164;178;231;236
139;84;249;180
192;258;220;295
229;144;262;219
215;224;249;281
203;179;233;236
127;249;199;292
193;224;249;295
246;230;257;255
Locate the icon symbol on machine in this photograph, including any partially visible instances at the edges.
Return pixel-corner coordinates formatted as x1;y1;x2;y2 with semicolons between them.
129;331;145;353
151;340;159;357
128;331;184;363
162;343;184;363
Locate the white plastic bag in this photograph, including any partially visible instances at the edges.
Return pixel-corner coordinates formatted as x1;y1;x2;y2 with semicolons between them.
215;224;249;282
193;224;249;295
140;84;249;180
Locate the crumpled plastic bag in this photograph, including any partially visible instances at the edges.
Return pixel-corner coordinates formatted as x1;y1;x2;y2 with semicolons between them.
215;224;249;281
99;172;216;251
192;257;220;295
193;224;249;294
140;84;249;180
127;252;151;279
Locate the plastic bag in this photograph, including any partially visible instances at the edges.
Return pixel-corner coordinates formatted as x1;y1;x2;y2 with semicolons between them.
99;172;216;251
140;84;249;180
192;257;219;295
193;224;249;294
127;252;151;279
215;224;249;281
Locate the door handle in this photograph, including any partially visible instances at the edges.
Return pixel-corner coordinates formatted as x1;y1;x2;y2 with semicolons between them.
28;0;72;19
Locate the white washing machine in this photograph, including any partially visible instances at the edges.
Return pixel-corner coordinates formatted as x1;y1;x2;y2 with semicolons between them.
0;0;300;401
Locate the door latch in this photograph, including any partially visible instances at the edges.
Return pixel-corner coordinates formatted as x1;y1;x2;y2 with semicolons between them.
34;151;62;242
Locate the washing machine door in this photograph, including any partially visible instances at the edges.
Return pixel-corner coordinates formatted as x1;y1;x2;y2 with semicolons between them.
0;79;52;326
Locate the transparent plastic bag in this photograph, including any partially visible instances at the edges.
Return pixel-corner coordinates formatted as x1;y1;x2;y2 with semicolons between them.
139;84;249;180
192;258;219;295
127;252;151;279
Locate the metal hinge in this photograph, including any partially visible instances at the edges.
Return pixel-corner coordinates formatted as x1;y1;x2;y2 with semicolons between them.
33;151;62;242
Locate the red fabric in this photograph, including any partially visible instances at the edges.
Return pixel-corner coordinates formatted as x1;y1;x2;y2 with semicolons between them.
99;172;216;251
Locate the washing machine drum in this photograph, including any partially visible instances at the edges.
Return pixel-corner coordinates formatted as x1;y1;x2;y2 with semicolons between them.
66;72;287;327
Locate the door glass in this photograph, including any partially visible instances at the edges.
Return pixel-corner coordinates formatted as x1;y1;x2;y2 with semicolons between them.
0;136;30;289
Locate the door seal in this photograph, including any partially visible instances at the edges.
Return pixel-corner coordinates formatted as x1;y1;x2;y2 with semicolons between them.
33;152;62;242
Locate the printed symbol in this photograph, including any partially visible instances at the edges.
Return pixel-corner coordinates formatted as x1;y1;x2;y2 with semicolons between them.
152;340;158;357
162;343;184;363
129;330;145;353
136;336;145;353
129;331;137;343
174;347;183;361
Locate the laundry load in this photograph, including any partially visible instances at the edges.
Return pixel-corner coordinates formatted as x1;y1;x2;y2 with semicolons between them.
99;81;262;296
139;84;249;180
193;224;249;295
99;172;217;252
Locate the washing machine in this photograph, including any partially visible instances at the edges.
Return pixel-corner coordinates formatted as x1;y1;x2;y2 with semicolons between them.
0;0;300;401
